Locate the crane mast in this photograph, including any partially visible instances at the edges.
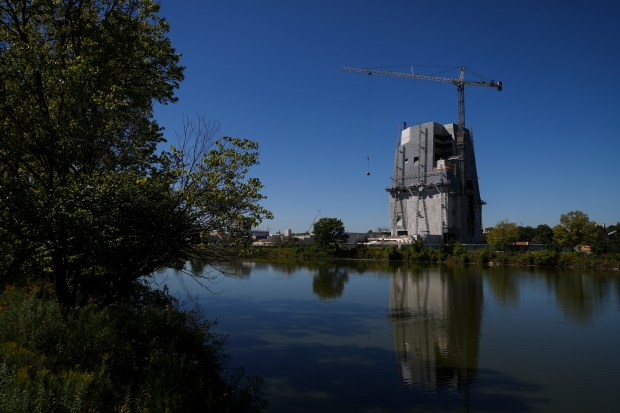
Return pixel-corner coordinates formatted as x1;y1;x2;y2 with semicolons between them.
342;65;502;242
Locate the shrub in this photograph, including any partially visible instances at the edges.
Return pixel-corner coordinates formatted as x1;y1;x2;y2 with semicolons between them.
474;248;494;265
453;243;467;258
0;287;266;413
533;250;559;267
385;246;403;261
397;242;438;263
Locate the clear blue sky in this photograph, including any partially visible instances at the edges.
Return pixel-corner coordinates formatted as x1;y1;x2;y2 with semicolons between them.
155;0;620;233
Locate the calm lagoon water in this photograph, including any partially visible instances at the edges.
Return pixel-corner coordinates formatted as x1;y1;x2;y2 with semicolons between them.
158;262;620;413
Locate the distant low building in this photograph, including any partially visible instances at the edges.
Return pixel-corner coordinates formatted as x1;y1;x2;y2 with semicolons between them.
250;230;270;240
345;232;369;245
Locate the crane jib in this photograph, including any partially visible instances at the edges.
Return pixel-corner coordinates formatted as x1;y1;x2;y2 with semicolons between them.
341;66;502;91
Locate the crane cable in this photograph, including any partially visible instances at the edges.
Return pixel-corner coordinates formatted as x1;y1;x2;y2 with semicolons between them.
365;73;373;176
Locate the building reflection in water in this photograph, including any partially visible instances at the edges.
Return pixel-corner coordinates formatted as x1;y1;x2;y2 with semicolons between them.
389;267;483;398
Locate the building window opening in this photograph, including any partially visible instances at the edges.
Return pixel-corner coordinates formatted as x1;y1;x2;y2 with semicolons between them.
434;133;453;162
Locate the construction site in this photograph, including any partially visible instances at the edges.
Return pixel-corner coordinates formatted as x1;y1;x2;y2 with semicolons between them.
343;66;502;244
388;121;482;244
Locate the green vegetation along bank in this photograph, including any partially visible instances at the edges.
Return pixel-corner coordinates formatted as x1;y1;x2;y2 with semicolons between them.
0;284;266;412
249;244;620;271
251;212;620;270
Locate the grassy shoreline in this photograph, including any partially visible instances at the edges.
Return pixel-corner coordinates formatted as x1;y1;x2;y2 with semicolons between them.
247;244;620;271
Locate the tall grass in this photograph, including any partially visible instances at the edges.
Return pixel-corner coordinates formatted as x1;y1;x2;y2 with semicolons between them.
0;285;266;413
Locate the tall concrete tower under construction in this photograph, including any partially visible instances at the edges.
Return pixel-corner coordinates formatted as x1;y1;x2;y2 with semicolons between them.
388;121;484;244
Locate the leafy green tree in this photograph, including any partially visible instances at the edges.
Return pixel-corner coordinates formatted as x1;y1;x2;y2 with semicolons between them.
0;0;182;306
533;224;554;245
517;226;536;242
313;218;348;250
553;210;599;248
0;1;271;308
486;220;519;251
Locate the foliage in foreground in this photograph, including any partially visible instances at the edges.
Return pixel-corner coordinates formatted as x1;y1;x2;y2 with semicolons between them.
0;0;271;309
0;286;266;413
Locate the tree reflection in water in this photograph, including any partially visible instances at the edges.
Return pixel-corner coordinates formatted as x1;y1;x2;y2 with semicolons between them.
312;266;349;300
486;268;520;306
545;270;612;324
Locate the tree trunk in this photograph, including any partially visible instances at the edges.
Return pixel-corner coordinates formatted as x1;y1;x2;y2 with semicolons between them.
51;250;73;310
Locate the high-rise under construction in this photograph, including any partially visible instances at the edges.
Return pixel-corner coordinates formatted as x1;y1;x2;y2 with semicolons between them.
388;121;484;244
